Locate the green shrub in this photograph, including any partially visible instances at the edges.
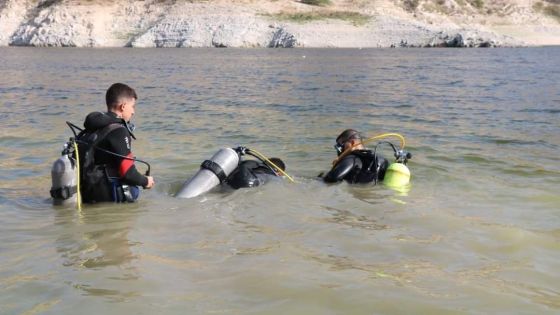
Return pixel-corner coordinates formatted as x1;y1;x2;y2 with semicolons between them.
270;11;370;26
403;0;420;12
38;0;62;9
301;0;332;6
544;4;560;22
467;0;484;9
534;2;544;11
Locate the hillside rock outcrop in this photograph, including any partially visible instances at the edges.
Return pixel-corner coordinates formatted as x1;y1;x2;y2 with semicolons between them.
0;0;558;48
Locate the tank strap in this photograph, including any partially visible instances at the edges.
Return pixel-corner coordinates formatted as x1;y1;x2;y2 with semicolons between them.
201;160;227;183
50;185;77;200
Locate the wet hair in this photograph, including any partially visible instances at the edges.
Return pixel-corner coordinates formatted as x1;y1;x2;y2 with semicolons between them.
268;158;286;172
336;129;361;145
106;83;137;110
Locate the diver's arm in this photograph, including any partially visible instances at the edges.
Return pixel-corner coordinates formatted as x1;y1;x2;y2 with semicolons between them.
323;156;358;183
106;128;149;187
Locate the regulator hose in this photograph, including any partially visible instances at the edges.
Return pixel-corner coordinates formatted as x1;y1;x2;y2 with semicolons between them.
333;133;406;166
72;139;82;212
245;148;295;183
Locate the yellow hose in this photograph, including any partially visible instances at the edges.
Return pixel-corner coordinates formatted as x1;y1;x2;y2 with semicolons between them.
248;149;295;183
332;133;406;166
72;140;82;212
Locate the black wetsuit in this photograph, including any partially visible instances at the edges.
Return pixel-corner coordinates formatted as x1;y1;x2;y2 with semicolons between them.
323;150;389;184
226;160;278;189
79;112;148;202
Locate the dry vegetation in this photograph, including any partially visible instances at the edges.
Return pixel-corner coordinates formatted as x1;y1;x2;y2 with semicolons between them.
268;10;370;26
22;0;560;24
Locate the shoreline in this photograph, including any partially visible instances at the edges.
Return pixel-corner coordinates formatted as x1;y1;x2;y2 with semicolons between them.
1;0;559;48
2;45;559;49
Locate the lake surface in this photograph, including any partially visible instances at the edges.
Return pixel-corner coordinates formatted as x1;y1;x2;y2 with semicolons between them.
1;47;559;314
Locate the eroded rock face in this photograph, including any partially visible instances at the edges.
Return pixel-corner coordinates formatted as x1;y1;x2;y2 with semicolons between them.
0;0;542;48
0;0;34;46
268;27;297;48
130;15;274;48
419;30;520;48
10;6;94;47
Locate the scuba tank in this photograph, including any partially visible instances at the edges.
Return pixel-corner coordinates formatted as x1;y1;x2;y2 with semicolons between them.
50;141;77;205
384;163;411;187
176;148;240;199
384;149;412;187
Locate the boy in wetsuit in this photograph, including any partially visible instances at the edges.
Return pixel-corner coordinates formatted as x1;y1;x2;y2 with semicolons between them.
79;83;155;203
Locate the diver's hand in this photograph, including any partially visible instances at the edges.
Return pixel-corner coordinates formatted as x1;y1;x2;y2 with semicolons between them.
144;176;155;189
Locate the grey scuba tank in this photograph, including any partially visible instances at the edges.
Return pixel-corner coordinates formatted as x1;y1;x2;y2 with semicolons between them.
176;148;239;199
50;142;77;205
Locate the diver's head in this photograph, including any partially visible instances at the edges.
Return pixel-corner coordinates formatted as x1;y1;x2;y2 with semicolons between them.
106;83;138;122
334;129;364;155
268;158;286;174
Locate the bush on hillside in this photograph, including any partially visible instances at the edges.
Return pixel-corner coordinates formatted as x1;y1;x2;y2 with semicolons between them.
270;10;370;26
403;0;420;12
38;0;62;9
467;0;484;9
544;4;560;22
301;0;332;6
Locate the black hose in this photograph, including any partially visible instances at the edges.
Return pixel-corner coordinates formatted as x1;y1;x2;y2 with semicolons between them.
74;139;151;176
66;121;83;138
67;121;151;176
373;141;398;157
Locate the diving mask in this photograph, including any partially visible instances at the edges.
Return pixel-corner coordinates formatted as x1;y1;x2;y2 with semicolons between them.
334;143;344;155
334;132;362;156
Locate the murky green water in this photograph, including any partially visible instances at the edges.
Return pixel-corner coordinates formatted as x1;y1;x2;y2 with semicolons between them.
1;47;559;314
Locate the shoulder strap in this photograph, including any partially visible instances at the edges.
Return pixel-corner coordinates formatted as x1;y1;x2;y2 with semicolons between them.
352;150;376;172
93;123;124;146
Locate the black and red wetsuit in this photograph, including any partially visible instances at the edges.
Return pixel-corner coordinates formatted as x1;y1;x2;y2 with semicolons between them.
82;111;148;202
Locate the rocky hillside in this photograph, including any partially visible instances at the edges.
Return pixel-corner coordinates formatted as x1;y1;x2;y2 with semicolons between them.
0;0;559;47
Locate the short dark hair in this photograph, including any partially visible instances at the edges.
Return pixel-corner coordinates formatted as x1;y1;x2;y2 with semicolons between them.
336;129;361;145
105;83;137;110
268;158;286;172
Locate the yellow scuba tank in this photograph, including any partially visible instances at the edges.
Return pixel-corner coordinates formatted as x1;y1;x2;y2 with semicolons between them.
384;162;411;187
383;147;412;188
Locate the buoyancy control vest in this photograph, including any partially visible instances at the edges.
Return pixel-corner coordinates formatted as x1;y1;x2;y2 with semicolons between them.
349;150;388;184
226;160;277;189
76;123;124;203
325;150;388;184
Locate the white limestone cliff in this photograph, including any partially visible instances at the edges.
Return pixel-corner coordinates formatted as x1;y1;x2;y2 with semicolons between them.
0;0;559;48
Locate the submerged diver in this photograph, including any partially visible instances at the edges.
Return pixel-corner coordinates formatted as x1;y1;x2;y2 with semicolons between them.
175;146;288;198
226;147;286;189
322;129;389;184
77;83;154;203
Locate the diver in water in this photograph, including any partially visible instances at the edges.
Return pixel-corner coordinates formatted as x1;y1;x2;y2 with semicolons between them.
226;147;286;189
175;146;289;198
322;129;389;184
77;83;154;203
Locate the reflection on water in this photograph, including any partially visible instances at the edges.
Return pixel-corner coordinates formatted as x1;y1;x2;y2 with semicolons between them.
0;47;559;314
54;205;141;301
